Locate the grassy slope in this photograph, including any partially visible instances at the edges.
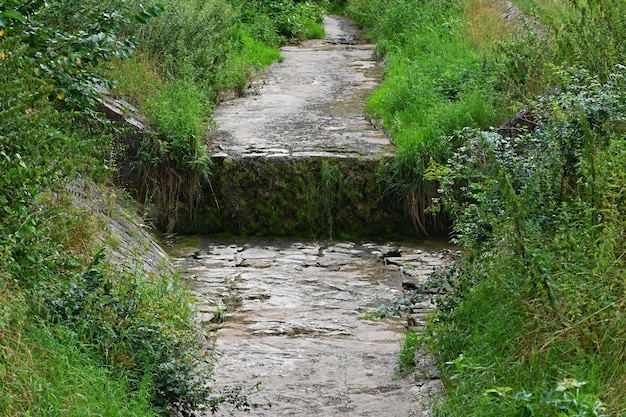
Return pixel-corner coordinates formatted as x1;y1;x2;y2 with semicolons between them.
346;0;626;415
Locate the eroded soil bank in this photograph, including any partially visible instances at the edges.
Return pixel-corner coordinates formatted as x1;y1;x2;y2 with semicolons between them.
170;239;454;416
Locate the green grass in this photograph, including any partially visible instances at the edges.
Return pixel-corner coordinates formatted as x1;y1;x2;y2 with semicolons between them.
241;34;284;67
396;331;420;377
0;322;156;417
303;20;325;39
347;0;505;233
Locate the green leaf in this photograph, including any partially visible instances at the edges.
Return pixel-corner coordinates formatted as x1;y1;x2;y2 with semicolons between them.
135;4;164;24
1;9;26;23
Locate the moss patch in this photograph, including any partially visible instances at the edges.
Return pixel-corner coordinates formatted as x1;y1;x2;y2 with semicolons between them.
172;156;416;239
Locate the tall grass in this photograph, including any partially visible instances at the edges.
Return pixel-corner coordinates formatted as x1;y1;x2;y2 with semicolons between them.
0;320;155;416
347;0;626;415
347;0;503;234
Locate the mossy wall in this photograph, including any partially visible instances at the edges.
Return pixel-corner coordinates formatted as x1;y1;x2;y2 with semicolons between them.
173;156;415;239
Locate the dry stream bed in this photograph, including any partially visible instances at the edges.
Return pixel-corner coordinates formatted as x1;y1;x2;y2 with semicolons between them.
167;14;453;417
169;239;454;417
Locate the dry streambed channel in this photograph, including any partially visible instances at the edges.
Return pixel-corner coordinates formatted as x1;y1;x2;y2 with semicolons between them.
170;239;454;416
166;14;453;416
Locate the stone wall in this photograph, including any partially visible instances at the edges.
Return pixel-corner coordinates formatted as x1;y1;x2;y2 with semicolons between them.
172;155;414;239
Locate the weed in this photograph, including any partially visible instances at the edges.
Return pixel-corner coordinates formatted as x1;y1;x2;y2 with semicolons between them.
348;0;502;235
303;20;325;39
301;160;346;238
396;331;420;377
485;379;608;417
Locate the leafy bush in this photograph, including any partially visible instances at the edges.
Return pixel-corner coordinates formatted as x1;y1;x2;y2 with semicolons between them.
427;67;626;416
0;0;122;288
234;0;327;42
46;248;218;414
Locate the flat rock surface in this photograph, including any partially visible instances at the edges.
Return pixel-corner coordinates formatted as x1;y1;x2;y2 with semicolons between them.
170;239;455;417
208;15;394;159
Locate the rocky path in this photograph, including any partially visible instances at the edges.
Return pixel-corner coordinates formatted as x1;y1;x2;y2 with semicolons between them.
170;240;453;417
208;15;393;159
168;14;451;417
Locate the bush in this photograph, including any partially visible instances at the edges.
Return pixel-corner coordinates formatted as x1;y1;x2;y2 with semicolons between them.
47;248;215;414
428;67;626;416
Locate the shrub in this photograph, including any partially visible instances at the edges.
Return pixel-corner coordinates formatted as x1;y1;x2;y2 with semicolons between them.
46;248;217;414
428;67;626;416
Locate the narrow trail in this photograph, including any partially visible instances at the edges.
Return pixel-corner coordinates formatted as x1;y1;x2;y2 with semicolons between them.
169;15;450;417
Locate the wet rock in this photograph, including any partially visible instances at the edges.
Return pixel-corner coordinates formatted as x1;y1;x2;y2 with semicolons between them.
240;248;279;259
208;27;392;160
170;238;455;417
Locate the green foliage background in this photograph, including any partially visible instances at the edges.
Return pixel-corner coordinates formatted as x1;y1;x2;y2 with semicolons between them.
2;0;625;414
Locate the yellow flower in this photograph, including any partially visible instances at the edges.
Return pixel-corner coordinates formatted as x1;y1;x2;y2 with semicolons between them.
0;50;6;60
0;29;5;37
57;91;65;100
